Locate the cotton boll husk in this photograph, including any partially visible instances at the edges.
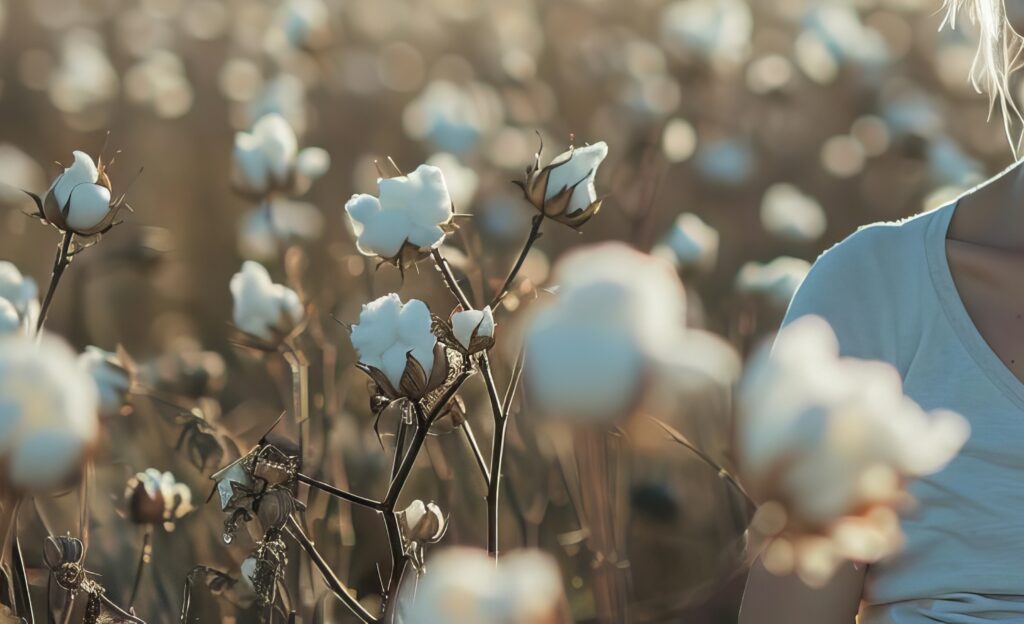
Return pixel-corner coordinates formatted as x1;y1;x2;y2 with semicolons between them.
760;184;827;242
403;547;568;624
0;333;99;493
451;306;495;350
544;142;608;216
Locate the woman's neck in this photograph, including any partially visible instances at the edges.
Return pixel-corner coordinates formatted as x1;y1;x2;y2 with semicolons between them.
950;157;1024;251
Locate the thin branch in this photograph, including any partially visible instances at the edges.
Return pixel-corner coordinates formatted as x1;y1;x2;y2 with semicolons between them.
490;214;543;309
36;231;73;334
647;417;754;505
295;473;383;511
461;422;490;486
285;516;378;623
127;525;153;610
430;249;472;311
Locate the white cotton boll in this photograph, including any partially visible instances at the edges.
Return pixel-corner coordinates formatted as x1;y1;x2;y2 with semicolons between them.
238;200;325;261
451;306;494;350
426;152;479;210
350;294;437;388
65;183;112;232
0;143;47;204
0;333;99;492
695;138;755;186
760;184;827;243
295;147;330;180
254;113;299;184
345;164;454;260
78;346;131;418
404;547;566;624
50;151;99;209
229;261;303;341
545;142;608;215
0;299;18;335
660;0;752;64
735;256;811;309
653;213;719;272
233;134;271;194
0;262;38;326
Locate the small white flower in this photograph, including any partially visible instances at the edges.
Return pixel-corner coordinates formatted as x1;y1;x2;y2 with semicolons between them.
0;261;38;333
735;256;811;309
230;261;304;341
345;164;454;260
737;316;969;585
451;306;495;352
404;547;567;624
79;346;133;418
38;151;126;236
0;333;99;492
652;213;719;272
760;184;827;243
350;293;437;390
232;113;330;197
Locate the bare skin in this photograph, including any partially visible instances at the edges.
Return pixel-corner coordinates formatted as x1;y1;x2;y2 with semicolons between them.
739;158;1024;622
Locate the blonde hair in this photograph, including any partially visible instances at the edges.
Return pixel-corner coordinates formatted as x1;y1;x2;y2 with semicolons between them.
942;0;1024;155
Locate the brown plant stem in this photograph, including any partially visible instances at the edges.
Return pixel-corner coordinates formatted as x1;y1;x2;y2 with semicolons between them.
430;249;472;310
461;422;490;486
36;231;73;335
127;525;152;610
295;473;383;511
479;354;508;557
285;516;377;623
11;534;33;624
489;213;544;309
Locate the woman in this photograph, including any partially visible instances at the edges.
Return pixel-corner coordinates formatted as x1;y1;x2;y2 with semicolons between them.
740;1;1024;622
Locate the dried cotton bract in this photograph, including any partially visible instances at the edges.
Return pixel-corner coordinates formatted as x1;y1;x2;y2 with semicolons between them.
344;164;455;265
0;333;99;492
515;141;608;229
232;113;330;199
737;316;970;586
230;261;305;343
349;293;448;400
404;547;569;624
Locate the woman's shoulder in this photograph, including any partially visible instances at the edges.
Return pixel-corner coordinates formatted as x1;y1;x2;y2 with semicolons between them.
782;204;949;362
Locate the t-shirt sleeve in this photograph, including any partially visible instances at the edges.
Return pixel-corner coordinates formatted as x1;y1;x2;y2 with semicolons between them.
778;226;899;365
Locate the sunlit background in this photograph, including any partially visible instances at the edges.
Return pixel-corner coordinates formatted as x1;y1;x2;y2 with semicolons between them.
0;0;1014;621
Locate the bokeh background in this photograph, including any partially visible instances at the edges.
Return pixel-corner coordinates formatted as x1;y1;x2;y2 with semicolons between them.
0;0;1016;621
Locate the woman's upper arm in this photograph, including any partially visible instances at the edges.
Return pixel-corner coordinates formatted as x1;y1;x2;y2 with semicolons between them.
739;559;865;624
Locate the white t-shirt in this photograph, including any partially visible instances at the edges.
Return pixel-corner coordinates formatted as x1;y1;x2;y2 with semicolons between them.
781;198;1024;623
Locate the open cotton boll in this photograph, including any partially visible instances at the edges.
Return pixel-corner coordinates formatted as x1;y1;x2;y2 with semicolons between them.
451;306;494;351
404;547;568;624
345;164;454;260
79;346;132;418
49;150;99;209
0;333;99;492
736;316;969;585
653;212;719;272
760;183;827;242
229;261;304;341
735;256;811;309
65;182;112;232
544;142;608;216
350;293;437;389
0;299;18;334
238;200;324;261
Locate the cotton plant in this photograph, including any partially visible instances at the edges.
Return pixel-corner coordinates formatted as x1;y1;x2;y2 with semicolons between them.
232;112;330;200
737;315;969;586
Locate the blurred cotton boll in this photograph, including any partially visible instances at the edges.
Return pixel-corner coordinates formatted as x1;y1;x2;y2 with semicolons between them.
0;261;39;334
737;316;969;585
760;183;827;243
659;0;752;66
0;300;18;335
123;50;194;119
426;152;478;210
238;200;324;261
125;468;195;531
735;256;811;310
47;28;118;123
349;293;440;396
265;0;331;55
403;547;569;624
652;212;719;273
402;80;504;154
232;113;330;199
0;333;99;493
229;261;304;342
0;143;46;204
694;138;755;186
524;243;693;424
78;346;133;418
345;164;455;262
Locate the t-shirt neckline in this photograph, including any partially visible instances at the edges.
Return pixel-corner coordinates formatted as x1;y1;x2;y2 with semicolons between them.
925;198;1024;411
